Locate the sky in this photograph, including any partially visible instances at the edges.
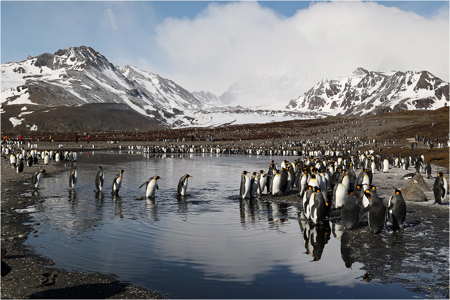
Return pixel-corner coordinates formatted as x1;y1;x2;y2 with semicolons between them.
1;1;449;107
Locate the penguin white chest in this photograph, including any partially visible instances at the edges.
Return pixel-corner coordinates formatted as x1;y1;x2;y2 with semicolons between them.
113;176;123;192
147;179;158;197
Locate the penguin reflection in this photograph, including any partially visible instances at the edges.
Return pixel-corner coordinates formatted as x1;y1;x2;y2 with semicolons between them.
68;189;78;212
340;232;355;268
112;194;124;218
302;221;331;261
146;198;159;222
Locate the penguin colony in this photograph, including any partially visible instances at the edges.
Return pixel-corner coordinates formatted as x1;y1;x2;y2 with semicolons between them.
239;151;447;234
1;142;447;232
1;143;196;199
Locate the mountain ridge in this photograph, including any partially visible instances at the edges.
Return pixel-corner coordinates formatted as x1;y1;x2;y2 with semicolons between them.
1;45;448;132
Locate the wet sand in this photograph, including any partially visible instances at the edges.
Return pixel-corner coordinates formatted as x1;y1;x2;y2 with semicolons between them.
1;140;449;299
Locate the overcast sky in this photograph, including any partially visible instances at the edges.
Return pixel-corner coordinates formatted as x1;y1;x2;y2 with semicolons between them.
1;1;449;106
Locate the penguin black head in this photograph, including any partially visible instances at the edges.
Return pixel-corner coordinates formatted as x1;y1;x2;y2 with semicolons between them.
120;169;125;173
155;175;162;180
242;171;248;175
370;185;376;190
184;174;191;178
394;188;402;195
41;169;47;174
364;190;371;200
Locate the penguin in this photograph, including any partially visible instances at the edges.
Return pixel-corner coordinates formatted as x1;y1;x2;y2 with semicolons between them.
258;170;268;194
140;175;162;198
10;153;16;168
299;170;308;197
239;171;251;199
303;186;314;219
69;165;78;190
341;192;360;230
433;172;447;205
383;158;389;173
271;170;282;196
250;172;260;198
177;174;192;196
16;158;24;173
94;166;105;192
364;190;386;234
43;153;50;165
280;168;288;194
333;183;347;209
387;188;406;231
425;162;432;179
26;154;33;167
111;169;125;195
32;169;47;189
310;187;327;225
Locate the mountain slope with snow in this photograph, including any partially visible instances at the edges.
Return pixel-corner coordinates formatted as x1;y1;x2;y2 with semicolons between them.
286;68;449;115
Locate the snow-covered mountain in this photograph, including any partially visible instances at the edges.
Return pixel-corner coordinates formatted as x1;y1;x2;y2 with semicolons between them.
0;45;315;131
2;46;448;132
286;68;449;115
1;46;214;130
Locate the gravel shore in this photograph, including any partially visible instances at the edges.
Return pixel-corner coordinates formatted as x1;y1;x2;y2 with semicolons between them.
1;140;449;299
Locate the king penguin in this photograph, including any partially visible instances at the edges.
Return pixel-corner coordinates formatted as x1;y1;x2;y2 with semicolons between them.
433;172;447;205
239;171;251;199
387;188;406;231
32;169;47;189
140;175;162;198
177;174;191;196
310;187;327;225
258;170;268;194
111;169;125;195
364;190;386;234
271;170;282;196
94;166;105;192
69;165;78;190
341;192;360;230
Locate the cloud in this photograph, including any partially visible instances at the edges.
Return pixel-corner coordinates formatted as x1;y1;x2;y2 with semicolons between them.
151;1;449;107
102;8;118;31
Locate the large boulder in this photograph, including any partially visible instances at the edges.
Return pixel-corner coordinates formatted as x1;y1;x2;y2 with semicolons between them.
401;185;428;202
405;173;432;192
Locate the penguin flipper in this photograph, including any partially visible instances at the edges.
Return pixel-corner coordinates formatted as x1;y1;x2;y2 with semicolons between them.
139;181;148;189
358;205;371;223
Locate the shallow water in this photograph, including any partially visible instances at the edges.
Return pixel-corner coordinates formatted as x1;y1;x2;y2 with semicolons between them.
24;151;425;299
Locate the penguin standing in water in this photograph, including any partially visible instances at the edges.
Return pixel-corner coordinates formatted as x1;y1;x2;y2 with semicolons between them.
433;172;447;205
94;166;105;192
258;170;268;195
271;170;282;196
177;174;192;196
310;187;327;225
387;188;406;231
250;172;260;198
111;169;125;195
363;190;386;234
239;171;251;199
32;169;47;189
69;165;78;190
341;192;360;230
140;175;162;198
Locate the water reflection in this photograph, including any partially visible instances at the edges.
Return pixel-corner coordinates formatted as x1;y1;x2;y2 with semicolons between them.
145;198;159;222
300;221;331;261
24;152;427;299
